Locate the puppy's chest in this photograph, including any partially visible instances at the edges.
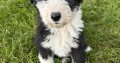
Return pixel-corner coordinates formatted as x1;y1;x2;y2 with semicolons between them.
41;25;81;57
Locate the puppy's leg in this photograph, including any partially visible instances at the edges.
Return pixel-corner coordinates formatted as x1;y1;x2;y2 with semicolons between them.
35;38;54;63
71;48;86;63
38;53;54;63
38;47;54;63
70;32;91;63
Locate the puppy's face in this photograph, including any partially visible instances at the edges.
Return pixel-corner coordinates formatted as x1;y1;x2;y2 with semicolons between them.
31;0;82;28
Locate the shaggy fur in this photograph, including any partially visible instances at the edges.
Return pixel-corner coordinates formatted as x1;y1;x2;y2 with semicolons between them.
30;0;91;63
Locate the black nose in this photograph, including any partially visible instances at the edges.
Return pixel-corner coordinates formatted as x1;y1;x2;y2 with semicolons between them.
51;12;61;22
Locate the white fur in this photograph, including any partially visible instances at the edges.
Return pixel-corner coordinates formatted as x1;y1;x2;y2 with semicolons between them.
36;0;73;28
38;53;54;63
85;46;92;52
41;8;84;57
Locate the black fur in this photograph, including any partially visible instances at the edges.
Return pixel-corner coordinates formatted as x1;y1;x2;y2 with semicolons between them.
30;0;82;10
29;0;34;4
65;0;82;10
35;12;52;59
29;0;41;4
71;32;88;63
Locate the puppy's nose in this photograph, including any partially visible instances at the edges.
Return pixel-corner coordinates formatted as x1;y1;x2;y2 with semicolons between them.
51;12;61;22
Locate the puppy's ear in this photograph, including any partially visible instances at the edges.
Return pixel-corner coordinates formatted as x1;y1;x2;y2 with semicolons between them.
29;0;34;4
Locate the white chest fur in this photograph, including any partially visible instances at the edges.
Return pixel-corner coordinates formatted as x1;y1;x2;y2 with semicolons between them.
41;9;83;57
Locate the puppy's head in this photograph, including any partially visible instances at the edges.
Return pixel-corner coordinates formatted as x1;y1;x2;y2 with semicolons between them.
30;0;82;28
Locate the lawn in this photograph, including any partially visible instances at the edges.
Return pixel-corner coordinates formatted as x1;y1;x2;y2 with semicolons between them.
0;0;120;63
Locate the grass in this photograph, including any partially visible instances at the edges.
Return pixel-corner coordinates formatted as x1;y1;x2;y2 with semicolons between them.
0;0;120;63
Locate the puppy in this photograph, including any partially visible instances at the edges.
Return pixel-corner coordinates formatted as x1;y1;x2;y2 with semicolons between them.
30;0;91;63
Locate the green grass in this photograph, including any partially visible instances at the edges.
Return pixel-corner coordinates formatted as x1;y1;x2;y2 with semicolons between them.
0;0;120;63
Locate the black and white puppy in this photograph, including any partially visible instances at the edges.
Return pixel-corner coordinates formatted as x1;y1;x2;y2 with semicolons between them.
30;0;91;63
